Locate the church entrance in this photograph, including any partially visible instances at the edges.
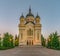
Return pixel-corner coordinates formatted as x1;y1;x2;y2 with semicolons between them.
27;40;33;45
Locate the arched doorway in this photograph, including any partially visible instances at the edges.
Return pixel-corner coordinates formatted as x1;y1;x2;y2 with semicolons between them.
27;40;33;45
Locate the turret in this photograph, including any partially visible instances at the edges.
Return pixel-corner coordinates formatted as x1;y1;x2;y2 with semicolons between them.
20;13;25;24
35;13;40;24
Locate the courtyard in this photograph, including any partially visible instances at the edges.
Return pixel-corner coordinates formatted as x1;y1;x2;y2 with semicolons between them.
0;46;60;56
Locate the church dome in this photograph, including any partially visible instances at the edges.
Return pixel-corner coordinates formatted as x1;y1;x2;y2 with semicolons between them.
20;13;24;18
36;13;40;19
26;7;34;17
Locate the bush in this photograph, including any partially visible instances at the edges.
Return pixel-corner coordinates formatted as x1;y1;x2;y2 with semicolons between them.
41;35;46;47
15;35;19;46
3;32;14;47
47;32;60;50
0;46;15;50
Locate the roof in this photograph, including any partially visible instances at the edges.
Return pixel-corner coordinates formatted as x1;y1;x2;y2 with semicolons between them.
26;7;34;17
20;13;24;18
36;13;40;18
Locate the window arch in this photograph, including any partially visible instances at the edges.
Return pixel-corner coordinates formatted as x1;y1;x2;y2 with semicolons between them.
37;31;39;40
27;29;33;36
21;33;23;39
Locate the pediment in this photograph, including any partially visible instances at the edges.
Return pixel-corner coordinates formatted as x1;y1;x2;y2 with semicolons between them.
25;22;34;29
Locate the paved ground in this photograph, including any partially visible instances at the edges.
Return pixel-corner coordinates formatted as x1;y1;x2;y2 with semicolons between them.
0;46;60;56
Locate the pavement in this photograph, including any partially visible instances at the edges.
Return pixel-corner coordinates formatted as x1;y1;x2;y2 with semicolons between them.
0;46;60;56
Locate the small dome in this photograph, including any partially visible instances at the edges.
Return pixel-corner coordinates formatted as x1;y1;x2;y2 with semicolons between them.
20;13;24;18
26;7;34;17
36;13;40;18
26;13;34;17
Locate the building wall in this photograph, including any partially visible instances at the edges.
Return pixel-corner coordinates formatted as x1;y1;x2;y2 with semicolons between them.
19;22;41;45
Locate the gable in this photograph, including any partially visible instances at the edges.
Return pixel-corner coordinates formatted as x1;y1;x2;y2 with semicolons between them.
25;22;34;29
25;22;35;25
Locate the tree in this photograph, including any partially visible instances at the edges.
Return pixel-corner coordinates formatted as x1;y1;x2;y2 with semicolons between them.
47;34;53;48
41;35;46;47
3;32;14;48
47;32;60;50
15;35;19;46
0;37;1;47
9;34;14;47
51;32;60;49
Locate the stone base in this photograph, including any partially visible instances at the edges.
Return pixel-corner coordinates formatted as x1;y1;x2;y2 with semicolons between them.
19;41;41;46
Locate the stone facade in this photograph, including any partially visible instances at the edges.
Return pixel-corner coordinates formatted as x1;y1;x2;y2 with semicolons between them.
18;7;42;45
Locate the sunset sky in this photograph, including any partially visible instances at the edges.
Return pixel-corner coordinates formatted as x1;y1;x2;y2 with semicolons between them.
0;0;60;38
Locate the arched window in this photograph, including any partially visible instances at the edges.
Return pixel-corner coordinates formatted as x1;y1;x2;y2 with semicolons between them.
21;33;23;39
37;31;39;40
27;29;33;36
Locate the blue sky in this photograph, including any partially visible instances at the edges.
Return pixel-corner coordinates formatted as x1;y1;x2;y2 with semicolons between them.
0;0;60;38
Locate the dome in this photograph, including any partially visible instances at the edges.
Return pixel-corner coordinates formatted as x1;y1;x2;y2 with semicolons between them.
26;7;34;17
20;13;24;18
36;13;40;18
26;13;34;17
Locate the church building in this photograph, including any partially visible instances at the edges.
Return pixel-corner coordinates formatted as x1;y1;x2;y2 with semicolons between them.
18;7;42;45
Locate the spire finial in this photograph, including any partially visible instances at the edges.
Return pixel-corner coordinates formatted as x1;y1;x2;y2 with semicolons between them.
37;12;38;16
36;12;40;18
29;5;31;13
20;13;24;18
22;13;23;16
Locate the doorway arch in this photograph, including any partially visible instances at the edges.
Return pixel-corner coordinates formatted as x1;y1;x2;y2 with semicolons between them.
27;40;33;45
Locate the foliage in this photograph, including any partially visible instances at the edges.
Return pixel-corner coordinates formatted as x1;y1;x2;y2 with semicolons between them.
0;37;1;47
0;32;20;50
0;46;13;50
41;35;46;47
47;34;53;48
47;32;60;50
3;32;14;48
15;35;19;46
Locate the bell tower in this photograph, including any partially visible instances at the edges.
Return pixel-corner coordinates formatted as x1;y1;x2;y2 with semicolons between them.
20;13;25;25
35;13;40;24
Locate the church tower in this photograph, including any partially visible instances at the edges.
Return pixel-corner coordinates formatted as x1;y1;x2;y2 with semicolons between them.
18;7;42;45
20;13;25;25
35;13;40;24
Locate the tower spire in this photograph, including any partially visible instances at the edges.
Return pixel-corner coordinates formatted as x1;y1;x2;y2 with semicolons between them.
22;13;23;17
29;6;31;14
26;6;34;17
20;13;24;18
37;12;38;16
36;12;40;18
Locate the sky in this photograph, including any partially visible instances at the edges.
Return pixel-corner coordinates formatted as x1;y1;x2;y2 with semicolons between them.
0;0;60;38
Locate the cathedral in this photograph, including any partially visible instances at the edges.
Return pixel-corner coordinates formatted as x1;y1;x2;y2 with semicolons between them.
18;7;42;45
